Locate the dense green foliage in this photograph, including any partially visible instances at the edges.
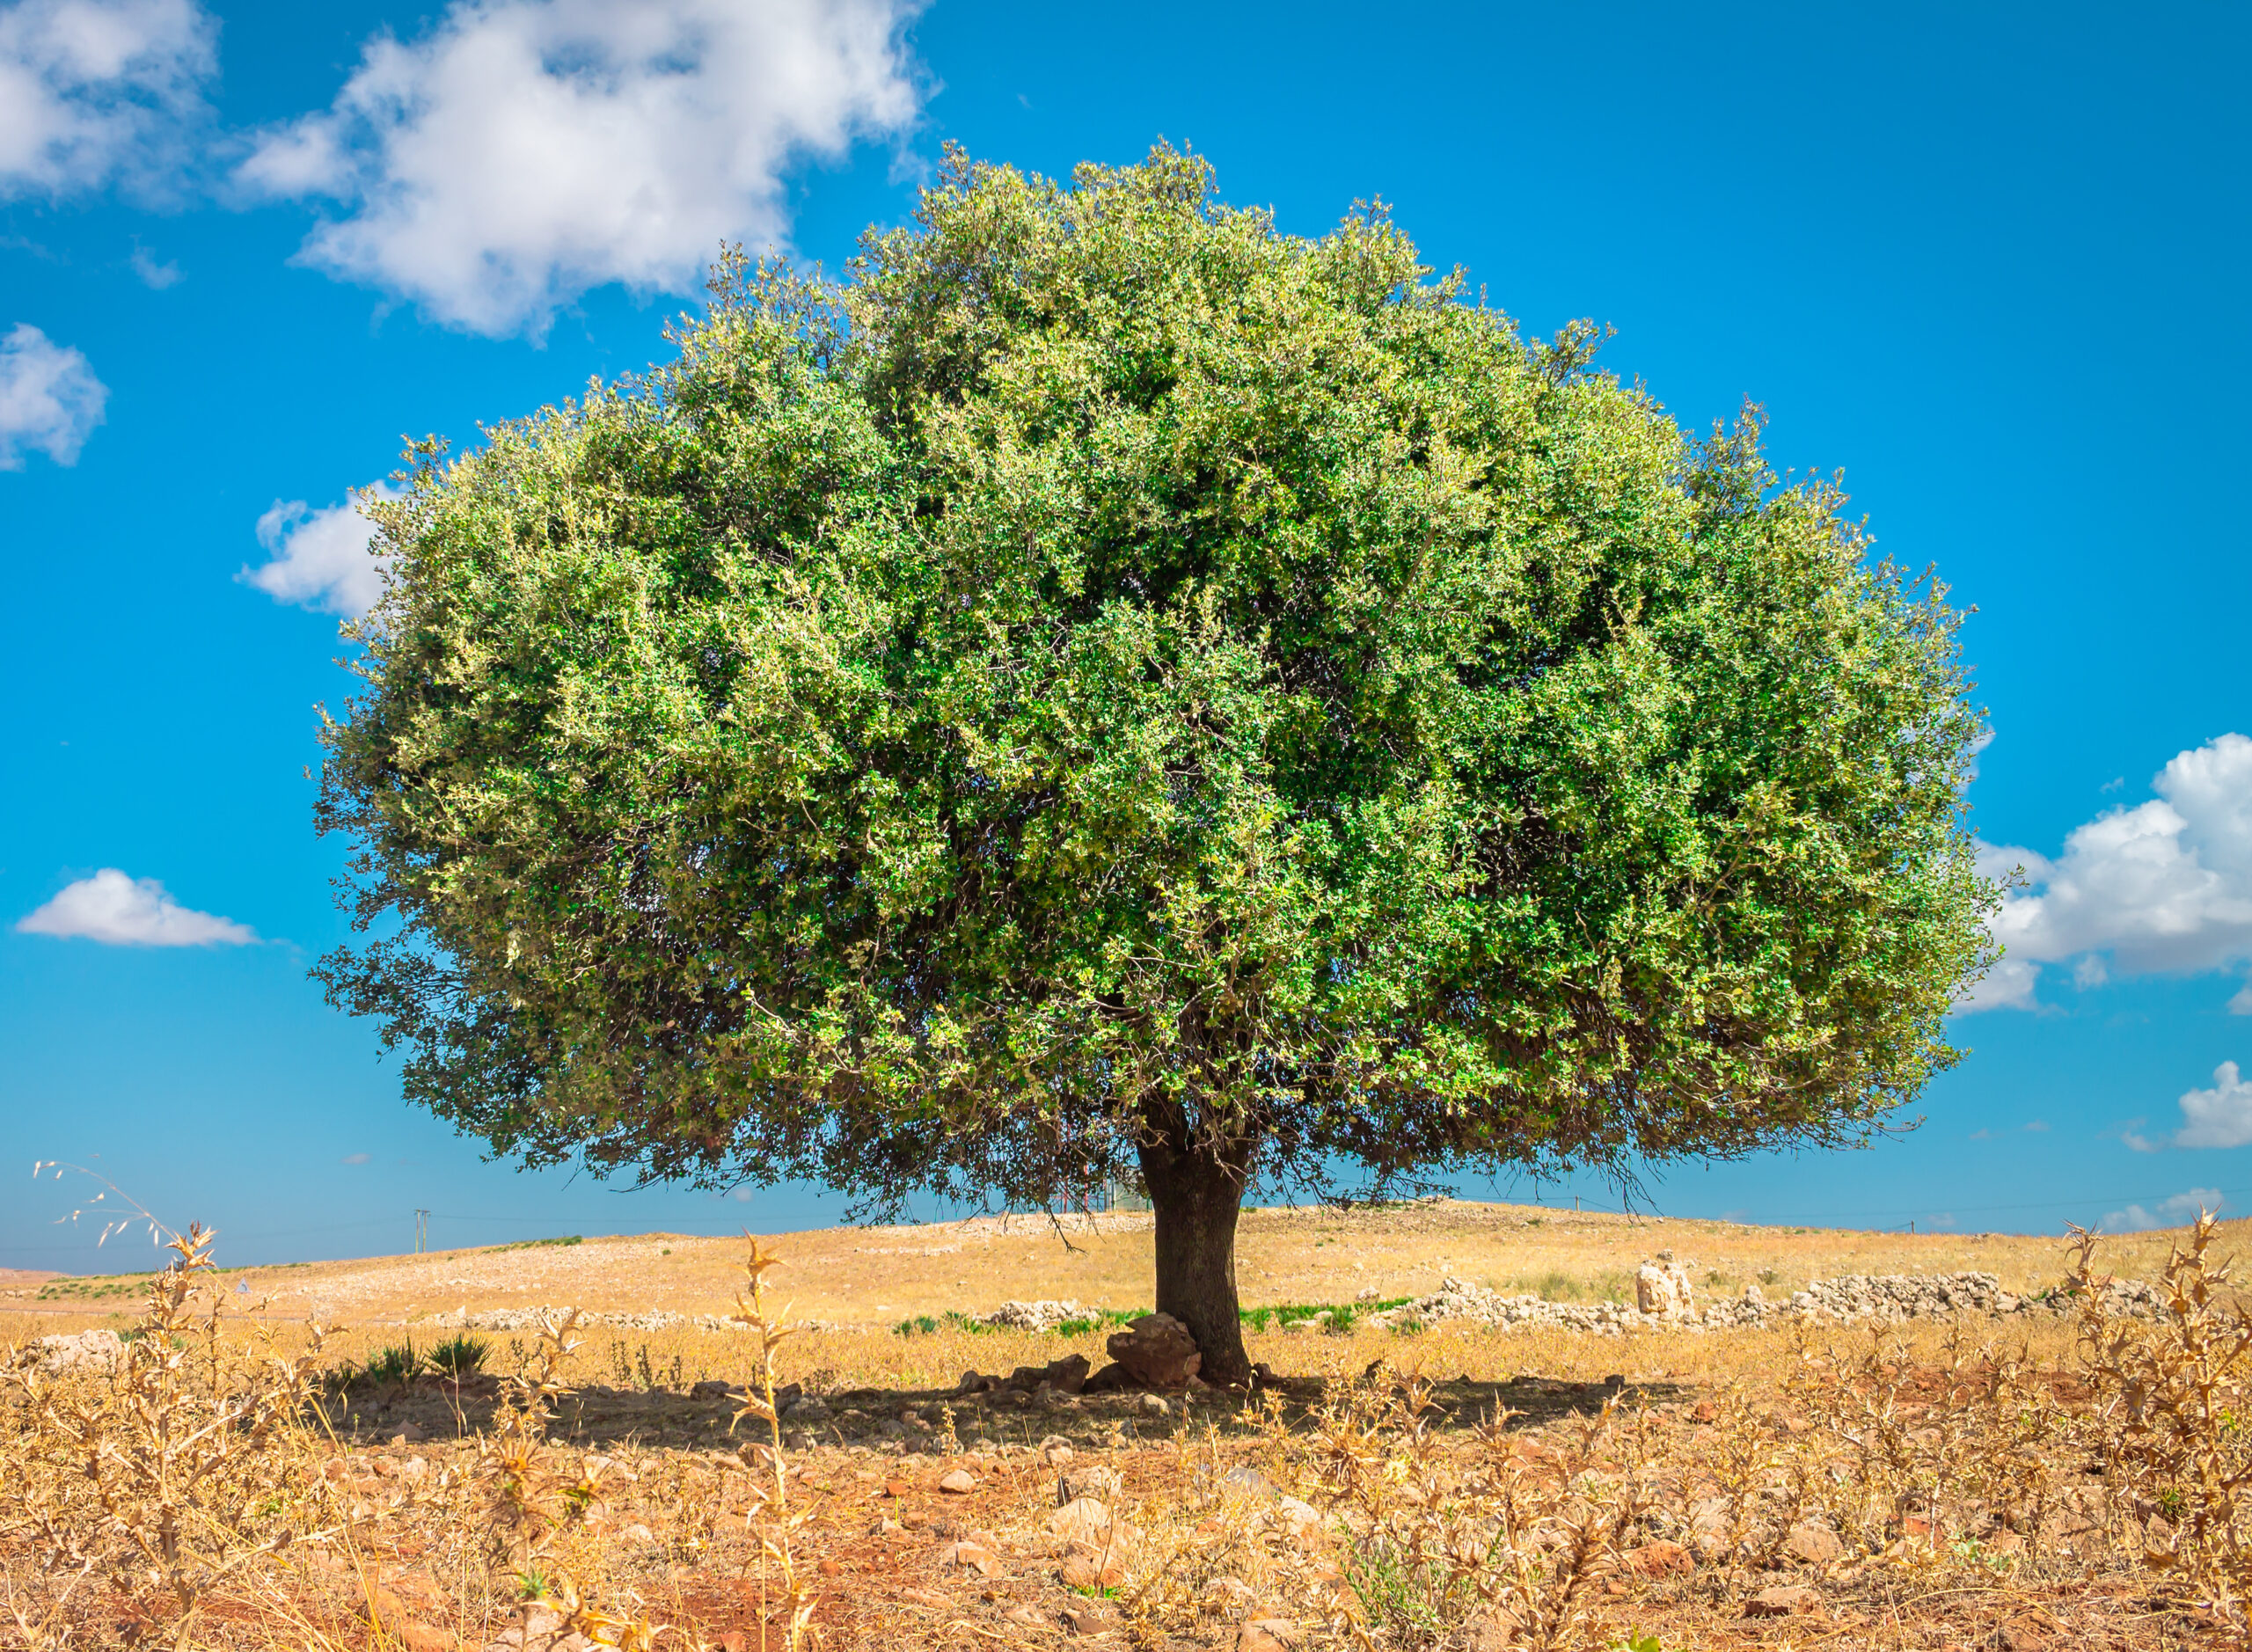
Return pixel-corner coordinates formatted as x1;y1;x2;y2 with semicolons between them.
318;147;1993;1227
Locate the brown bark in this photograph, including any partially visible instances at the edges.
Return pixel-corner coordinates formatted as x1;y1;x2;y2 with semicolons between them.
1137;1125;1254;1386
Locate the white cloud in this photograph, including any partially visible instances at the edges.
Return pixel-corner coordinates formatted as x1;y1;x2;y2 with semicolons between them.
2098;1188;2225;1235
2171;1062;2252;1151
243;482;395;616
1956;952;2038;1012
0;0;216;198
237;0;923;338
16;867;256;946
128;242;180;287
0;323;106;467
1966;734;2252;1011
2230;979;2252;1016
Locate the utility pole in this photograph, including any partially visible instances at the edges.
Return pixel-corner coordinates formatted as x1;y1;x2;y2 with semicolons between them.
413;1209;430;1254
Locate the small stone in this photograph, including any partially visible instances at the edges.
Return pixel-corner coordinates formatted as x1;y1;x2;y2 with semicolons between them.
1744;1584;1822;1618
1273;1495;1321;1535
1059;1543;1126;1589
943;1539;1005;1577
1059;1465;1122;1505
900;1587;954;1611
620;1523;656;1546
1003;1604;1049;1628
1624;1539;1693;1577
1060;1600;1119;1635
1997;1618;2049;1651
1202;1576;1258;1612
1784;1523;1845;1565
1048;1496;1122;1546
1239;1620;1301;1652
1137;1393;1171;1418
937;1467;978;1495
1221;1466;1277;1499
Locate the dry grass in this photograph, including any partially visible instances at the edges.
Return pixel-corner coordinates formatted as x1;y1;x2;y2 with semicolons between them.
6;1197;2205;1335
4;1201;2251;1650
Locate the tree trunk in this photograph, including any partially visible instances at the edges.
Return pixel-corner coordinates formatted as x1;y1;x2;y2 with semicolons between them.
1137;1127;1254;1386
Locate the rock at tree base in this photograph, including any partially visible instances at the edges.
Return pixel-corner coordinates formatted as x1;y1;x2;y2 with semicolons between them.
1013;1352;1091;1393
954;1351;1093;1397
1106;1312;1202;1387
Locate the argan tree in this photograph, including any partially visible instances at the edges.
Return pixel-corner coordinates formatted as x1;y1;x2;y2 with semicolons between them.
318;148;1994;1384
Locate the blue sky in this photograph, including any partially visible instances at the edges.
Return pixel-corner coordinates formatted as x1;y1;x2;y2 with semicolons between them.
4;0;2249;1272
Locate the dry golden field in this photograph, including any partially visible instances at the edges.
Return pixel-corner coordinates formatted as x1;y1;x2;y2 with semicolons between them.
4;1199;2248;1652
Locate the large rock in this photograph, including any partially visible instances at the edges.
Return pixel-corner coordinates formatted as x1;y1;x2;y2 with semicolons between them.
1105;1312;1202;1388
36;1329;123;1375
1634;1255;1695;1320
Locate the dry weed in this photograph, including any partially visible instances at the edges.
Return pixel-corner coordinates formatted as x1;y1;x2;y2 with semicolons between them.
2071;1210;2252;1634
1;1224;340;1648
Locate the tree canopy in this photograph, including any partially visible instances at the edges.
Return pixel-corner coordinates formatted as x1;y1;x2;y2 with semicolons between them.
318;147;1994;1380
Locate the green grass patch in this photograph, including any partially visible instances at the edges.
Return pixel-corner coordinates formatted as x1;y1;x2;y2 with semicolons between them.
360;1342;423;1386
33;1260;305;1302
482;1235;582;1254
892;1310;998;1338
1050;1307;1141;1337
428;1333;490;1376
1239;1298;1412;1334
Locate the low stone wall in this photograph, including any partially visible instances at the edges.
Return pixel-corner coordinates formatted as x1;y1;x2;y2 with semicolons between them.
1359;1268;2163;1335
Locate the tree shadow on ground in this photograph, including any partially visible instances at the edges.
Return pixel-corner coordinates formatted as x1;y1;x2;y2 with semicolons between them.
321;1368;1691;1451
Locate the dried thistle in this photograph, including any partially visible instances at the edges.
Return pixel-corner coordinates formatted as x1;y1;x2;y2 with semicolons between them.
729;1235;818;1652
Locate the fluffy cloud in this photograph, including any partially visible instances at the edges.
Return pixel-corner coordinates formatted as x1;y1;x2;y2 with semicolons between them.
0;323;106;467
2098;1188;2226;1235
1965;734;2252;1011
243;483;396;616
16;868;256;946
0;0;216;198
2129;1062;2252;1153
237;0;923;338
